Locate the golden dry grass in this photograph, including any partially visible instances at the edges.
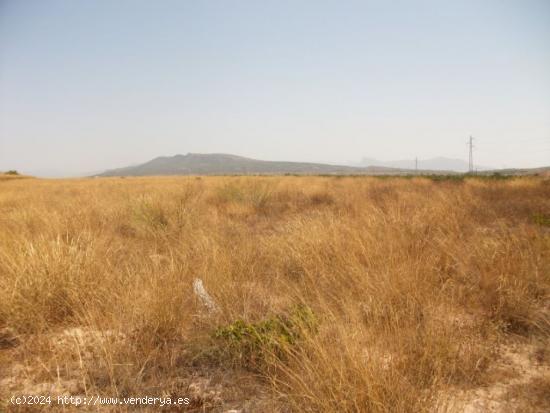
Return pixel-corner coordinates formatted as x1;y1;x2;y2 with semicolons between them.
0;176;549;412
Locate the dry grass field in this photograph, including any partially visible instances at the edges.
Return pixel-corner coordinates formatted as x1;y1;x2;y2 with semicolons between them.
1;175;549;412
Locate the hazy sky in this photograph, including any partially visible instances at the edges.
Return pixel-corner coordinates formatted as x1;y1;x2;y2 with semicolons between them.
1;0;549;175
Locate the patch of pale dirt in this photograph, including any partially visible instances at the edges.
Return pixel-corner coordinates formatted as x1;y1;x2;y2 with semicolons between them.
0;328;282;412
1;328;124;401
437;341;550;413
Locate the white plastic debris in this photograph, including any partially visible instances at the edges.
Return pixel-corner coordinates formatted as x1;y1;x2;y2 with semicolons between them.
193;278;219;313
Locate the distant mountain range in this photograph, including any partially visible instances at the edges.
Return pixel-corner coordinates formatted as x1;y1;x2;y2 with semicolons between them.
98;153;416;176
353;157;489;172
96;153;549;177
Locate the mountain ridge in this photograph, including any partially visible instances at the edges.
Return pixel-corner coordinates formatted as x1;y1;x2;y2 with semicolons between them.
98;153;415;176
353;156;490;172
97;153;549;177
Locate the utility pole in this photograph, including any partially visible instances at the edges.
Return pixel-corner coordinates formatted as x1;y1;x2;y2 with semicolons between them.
415;157;418;173
468;136;474;173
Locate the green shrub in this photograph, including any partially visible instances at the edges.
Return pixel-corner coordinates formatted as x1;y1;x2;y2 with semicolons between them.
533;213;550;227
214;181;274;212
216;182;245;203
214;305;316;368
131;198;169;231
